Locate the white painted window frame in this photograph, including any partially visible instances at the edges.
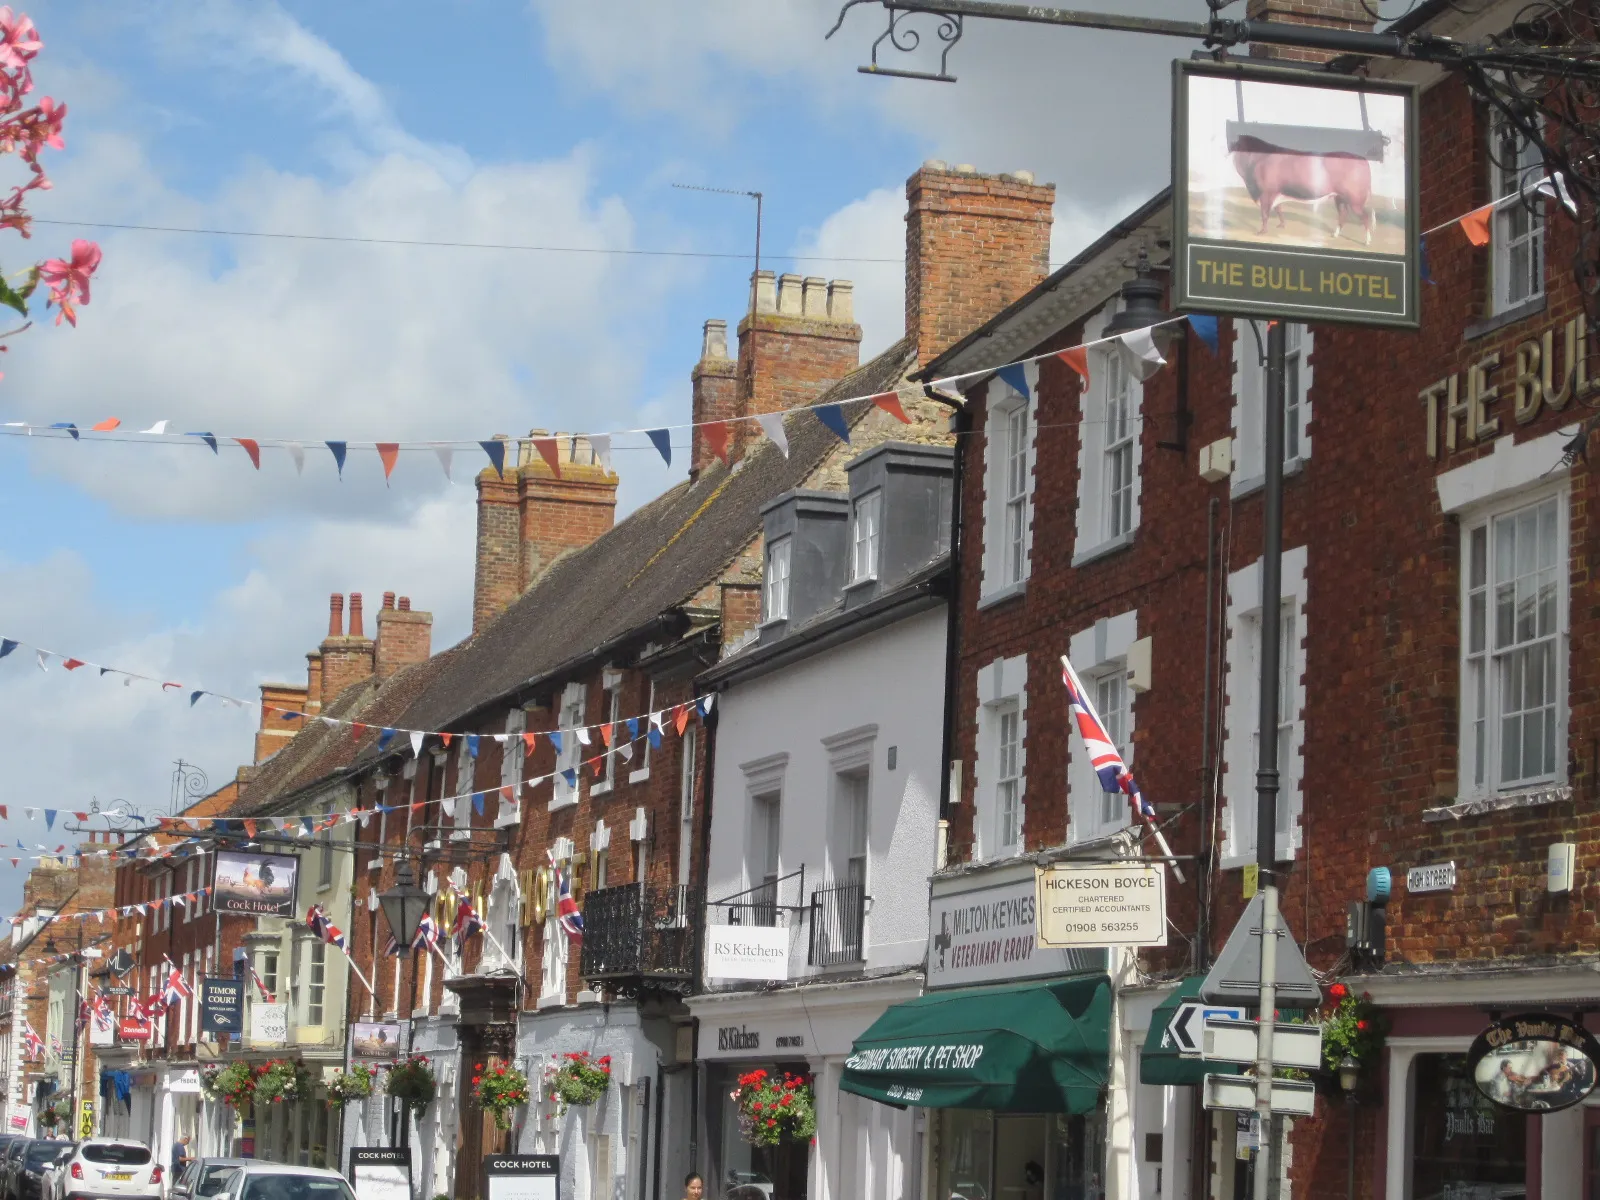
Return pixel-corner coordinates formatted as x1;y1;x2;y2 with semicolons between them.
495;708;525;827
978;362;1039;605
1220;546;1308;868
1489;109;1546;315
549;681;585;812
1230;320;1314;495
764;536;792;622
1067;610;1139;844
850;490;883;584
973;653;1028;862
1075;302;1144;565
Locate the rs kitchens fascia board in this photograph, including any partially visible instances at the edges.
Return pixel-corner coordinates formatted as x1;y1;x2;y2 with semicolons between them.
683;971;925;1022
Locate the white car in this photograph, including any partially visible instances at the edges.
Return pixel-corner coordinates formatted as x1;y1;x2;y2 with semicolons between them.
209;1165;355;1200
51;1141;162;1200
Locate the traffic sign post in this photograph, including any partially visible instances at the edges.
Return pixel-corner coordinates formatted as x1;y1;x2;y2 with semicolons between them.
1202;1018;1323;1071
1203;1073;1317;1118
1167;1001;1246;1057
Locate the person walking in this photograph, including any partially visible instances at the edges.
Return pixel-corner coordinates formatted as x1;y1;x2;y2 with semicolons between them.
169;1136;193;1194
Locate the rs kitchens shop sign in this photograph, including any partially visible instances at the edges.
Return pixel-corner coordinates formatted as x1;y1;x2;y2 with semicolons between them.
927;871;1106;990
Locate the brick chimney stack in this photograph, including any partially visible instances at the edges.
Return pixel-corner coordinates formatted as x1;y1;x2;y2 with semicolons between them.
905;162;1055;367
736;272;862;422
375;592;432;679
319;590;376;706
254;680;308;763
473;433;620;633
691;319;739;475
1245;0;1375;59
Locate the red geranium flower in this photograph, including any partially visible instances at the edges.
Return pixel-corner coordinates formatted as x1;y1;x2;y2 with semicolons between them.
1357;1019;1369;1031
1329;983;1347;999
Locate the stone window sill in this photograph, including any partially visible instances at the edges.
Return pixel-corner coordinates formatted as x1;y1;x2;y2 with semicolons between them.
977;579;1027;611
1230;456;1305;499
1464;295;1546;342
1072;529;1137;569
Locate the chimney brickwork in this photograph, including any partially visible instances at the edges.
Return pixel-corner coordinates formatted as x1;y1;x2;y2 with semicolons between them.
254;682;308;763
692;319;740;473
1245;0;1375;60
473;434;620;633
319;591;376;707
905;163;1055;366
375;592;432;680
736;272;862;421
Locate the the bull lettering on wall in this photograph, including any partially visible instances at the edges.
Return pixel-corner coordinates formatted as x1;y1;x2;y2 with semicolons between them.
1421;317;1592;459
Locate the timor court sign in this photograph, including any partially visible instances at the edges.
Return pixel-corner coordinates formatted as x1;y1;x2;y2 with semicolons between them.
1035;863;1166;949
1172;59;1420;329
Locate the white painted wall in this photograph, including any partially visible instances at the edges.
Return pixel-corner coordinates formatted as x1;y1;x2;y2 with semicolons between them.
705;607;946;978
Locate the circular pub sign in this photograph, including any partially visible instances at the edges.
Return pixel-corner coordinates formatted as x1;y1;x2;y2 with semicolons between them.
1467;1012;1600;1113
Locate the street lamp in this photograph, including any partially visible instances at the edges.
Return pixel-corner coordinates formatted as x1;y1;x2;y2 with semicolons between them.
379;858;429;958
1338;1054;1360;1097
1339;1054;1360;1200
1101;246;1176;340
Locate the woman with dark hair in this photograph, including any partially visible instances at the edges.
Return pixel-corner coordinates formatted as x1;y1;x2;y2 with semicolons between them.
682;1174;704;1200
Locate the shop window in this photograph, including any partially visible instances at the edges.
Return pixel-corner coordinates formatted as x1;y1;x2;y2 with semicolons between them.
1460;491;1566;797
706;1062;811;1200
934;1110;1105;1200
1411;1053;1526;1200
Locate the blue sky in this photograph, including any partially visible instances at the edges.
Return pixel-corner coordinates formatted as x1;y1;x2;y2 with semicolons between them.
0;0;1196;914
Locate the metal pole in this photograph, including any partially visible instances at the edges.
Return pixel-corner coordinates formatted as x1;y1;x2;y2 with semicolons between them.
1253;319;1287;1200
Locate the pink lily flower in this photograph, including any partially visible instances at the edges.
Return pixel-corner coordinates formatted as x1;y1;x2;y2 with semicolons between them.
0;9;42;71
38;237;100;325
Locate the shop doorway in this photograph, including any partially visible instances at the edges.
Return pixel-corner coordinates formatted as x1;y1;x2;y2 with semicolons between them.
933;1110;1106;1200
706;1062;810;1200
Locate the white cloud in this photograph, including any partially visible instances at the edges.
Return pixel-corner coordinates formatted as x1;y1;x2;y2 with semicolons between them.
792;186;903;357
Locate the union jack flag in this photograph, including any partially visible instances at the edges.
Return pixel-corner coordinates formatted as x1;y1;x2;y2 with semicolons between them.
1061;654;1154;821
306;905;347;952
48;1033;60;1055
384;912;439;958
249;963;275;1004
142;994;168;1020
162;959;193;1008
451;898;482;954
554;859;583;944
20;1021;41;1058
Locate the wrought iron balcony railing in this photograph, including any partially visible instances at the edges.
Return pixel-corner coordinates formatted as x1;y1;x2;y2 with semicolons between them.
579;883;702;995
809;880;867;968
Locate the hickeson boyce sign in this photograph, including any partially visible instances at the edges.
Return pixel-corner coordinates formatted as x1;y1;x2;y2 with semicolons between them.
1171;59;1419;329
1034;863;1167;948
926;874;1105;989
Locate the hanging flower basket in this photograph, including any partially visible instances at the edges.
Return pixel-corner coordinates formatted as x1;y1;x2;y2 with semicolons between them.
731;1069;816;1147
37;1100;68;1129
385;1055;436;1116
1319;984;1388;1075
472;1063;532;1131
206;1061;257;1110
326;1064;377;1108
544;1052;610;1114
253;1058;312;1105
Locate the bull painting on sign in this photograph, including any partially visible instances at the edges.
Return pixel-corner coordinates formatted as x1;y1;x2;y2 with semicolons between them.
1172;60;1419;329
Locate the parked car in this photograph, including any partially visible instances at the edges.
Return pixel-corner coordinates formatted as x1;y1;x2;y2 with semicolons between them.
18;1142;72;1200
3;1139;36;1200
48;1140;160;1200
170;1161;246;1200
208;1165;354;1200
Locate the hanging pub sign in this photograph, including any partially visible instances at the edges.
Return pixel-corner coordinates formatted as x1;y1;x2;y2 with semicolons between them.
1171;59;1420;329
199;977;243;1036
212;850;299;916
1467;1011;1600;1112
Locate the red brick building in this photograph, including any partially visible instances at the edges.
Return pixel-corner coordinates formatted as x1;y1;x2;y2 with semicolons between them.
902;1;1600;1197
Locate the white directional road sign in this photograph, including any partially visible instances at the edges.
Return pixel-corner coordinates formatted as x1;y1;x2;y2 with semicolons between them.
1167;1001;1247;1056
1202;1018;1324;1070
1204;1072;1317;1116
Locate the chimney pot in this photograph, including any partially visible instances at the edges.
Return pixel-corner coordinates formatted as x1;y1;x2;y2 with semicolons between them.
1005;170;1035;184
802;277;829;319
828;280;854;323
382;591;395;610
953;163;977;174
348;593;365;638
398;596;411;611
923;159;948;172
702;319;729;361
327;593;344;637
753;270;777;314
777;273;804;316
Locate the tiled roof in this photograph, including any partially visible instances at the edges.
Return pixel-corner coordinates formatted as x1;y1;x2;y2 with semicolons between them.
381;338;917;735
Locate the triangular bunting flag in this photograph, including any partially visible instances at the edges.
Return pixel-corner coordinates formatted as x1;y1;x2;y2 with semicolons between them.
466;734;480;758
435;447;454;481
1118;329;1167;382
44;811;55;830
190;690;204;706
0;639;14;659
472;792;484;816
599;723;613;748
532;437;561;478
62;658;83;670
995;363;1031;399
1460;203;1494;247
286;442;305;474
702;421;730;463
626;717;639;741
91;418;120;432
756;412;789;457
1187;315;1220;354
548;730;563;756
327;441;348;477
186;431;218;453
49;422;79;440
141;420;169;435
377;443;400;482
674;706;690;736
575;727;592;746
646;428;672;467
440;733;453;748
479;440;506;478
235;438;261;469
814;404;850;443
522;731;538;755
410;731;425;757
561;769;577;788
377;728;396;751
1056;346;1090;386
871;389;911;424
589;434;612;471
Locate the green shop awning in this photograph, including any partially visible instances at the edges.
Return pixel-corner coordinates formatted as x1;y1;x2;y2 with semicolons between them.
1140;976;1241;1087
840;975;1111;1113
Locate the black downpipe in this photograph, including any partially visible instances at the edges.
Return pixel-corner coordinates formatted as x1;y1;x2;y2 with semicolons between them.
651;1066;667;1200
1197;496;1218;973
935;397;970;822
636;1074;652;1200
689;698;717;1178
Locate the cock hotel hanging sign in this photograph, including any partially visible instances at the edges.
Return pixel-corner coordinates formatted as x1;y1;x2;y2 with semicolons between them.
1171;60;1420;329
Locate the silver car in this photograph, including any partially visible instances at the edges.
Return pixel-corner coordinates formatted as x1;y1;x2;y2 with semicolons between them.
208;1165;355;1200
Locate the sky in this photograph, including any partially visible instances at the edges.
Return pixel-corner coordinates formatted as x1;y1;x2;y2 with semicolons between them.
0;0;1219;916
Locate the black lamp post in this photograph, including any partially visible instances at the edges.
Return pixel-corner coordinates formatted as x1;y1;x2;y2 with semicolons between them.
378;858;429;958
1339;1055;1360;1200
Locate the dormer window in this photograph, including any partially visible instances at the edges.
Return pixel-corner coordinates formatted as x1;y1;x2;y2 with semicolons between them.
764;537;791;621
851;490;881;583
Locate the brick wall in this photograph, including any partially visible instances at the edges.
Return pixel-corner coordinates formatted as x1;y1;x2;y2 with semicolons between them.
321;592;376;706
943;66;1599;1200
736;273;862;420
255;683;307;763
692;319;740;472
905;164;1055;367
375;594;432;680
